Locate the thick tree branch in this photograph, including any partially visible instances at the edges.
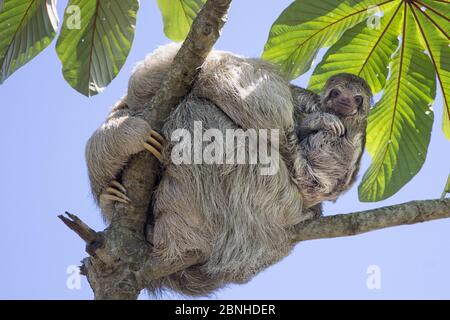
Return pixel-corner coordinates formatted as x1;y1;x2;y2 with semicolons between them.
60;0;233;300
291;198;450;242
142;0;232;125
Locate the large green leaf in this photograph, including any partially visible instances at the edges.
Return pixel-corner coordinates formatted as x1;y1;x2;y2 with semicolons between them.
0;0;58;83
358;3;436;202
308;3;402;94
409;0;450;140
262;0;397;79
157;0;205;42
56;0;139;96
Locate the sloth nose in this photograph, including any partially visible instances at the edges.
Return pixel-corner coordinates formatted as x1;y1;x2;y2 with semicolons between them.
338;95;351;105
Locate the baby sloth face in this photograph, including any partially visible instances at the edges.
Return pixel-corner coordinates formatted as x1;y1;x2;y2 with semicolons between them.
328;87;363;116
322;73;372;120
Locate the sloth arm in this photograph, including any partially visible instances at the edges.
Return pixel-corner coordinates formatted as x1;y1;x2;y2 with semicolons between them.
85;98;154;217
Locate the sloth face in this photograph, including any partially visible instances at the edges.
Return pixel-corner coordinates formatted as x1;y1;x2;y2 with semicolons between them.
327;87;363;116
322;73;372;120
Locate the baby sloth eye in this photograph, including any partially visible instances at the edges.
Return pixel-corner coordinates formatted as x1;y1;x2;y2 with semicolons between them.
330;89;340;98
354;95;363;106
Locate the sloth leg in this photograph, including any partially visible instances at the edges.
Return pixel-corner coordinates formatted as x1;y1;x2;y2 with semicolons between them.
99;180;131;205
143;130;165;163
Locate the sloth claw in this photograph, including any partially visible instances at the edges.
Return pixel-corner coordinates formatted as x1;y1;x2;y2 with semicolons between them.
334;122;345;136
111;180;127;194
100;181;130;205
150;130;165;144
143;130;165;163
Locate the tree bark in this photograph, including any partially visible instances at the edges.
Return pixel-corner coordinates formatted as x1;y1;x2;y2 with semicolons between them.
290;198;450;242
59;0;450;299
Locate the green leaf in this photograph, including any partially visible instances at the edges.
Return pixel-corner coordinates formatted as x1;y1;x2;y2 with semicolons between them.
157;0;205;42
420;0;450;21
442;174;450;199
308;3;402;94
0;0;58;83
56;0;139;96
262;0;397;79
409;1;450;140
358;3;436;202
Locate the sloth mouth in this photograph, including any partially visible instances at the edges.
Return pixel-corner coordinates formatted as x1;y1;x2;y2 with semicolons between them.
334;103;355;116
336;101;351;108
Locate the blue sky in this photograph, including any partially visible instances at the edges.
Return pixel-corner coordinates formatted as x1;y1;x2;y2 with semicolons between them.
0;0;449;299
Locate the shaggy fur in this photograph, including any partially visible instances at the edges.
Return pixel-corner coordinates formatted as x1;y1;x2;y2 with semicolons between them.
85;44;371;296
292;74;372;207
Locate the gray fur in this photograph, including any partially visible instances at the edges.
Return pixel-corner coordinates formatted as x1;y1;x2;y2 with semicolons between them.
85;98;152;219
85;44;371;296
292;73;372;208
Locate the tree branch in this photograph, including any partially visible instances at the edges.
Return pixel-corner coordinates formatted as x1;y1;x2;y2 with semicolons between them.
291;198;450;242
60;0;233;300
58;212;97;244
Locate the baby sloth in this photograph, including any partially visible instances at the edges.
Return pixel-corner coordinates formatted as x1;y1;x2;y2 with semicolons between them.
292;73;372;209
85;44;372;296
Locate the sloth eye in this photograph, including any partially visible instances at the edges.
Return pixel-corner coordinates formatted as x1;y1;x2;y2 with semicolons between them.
330;89;340;98
354;95;363;106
